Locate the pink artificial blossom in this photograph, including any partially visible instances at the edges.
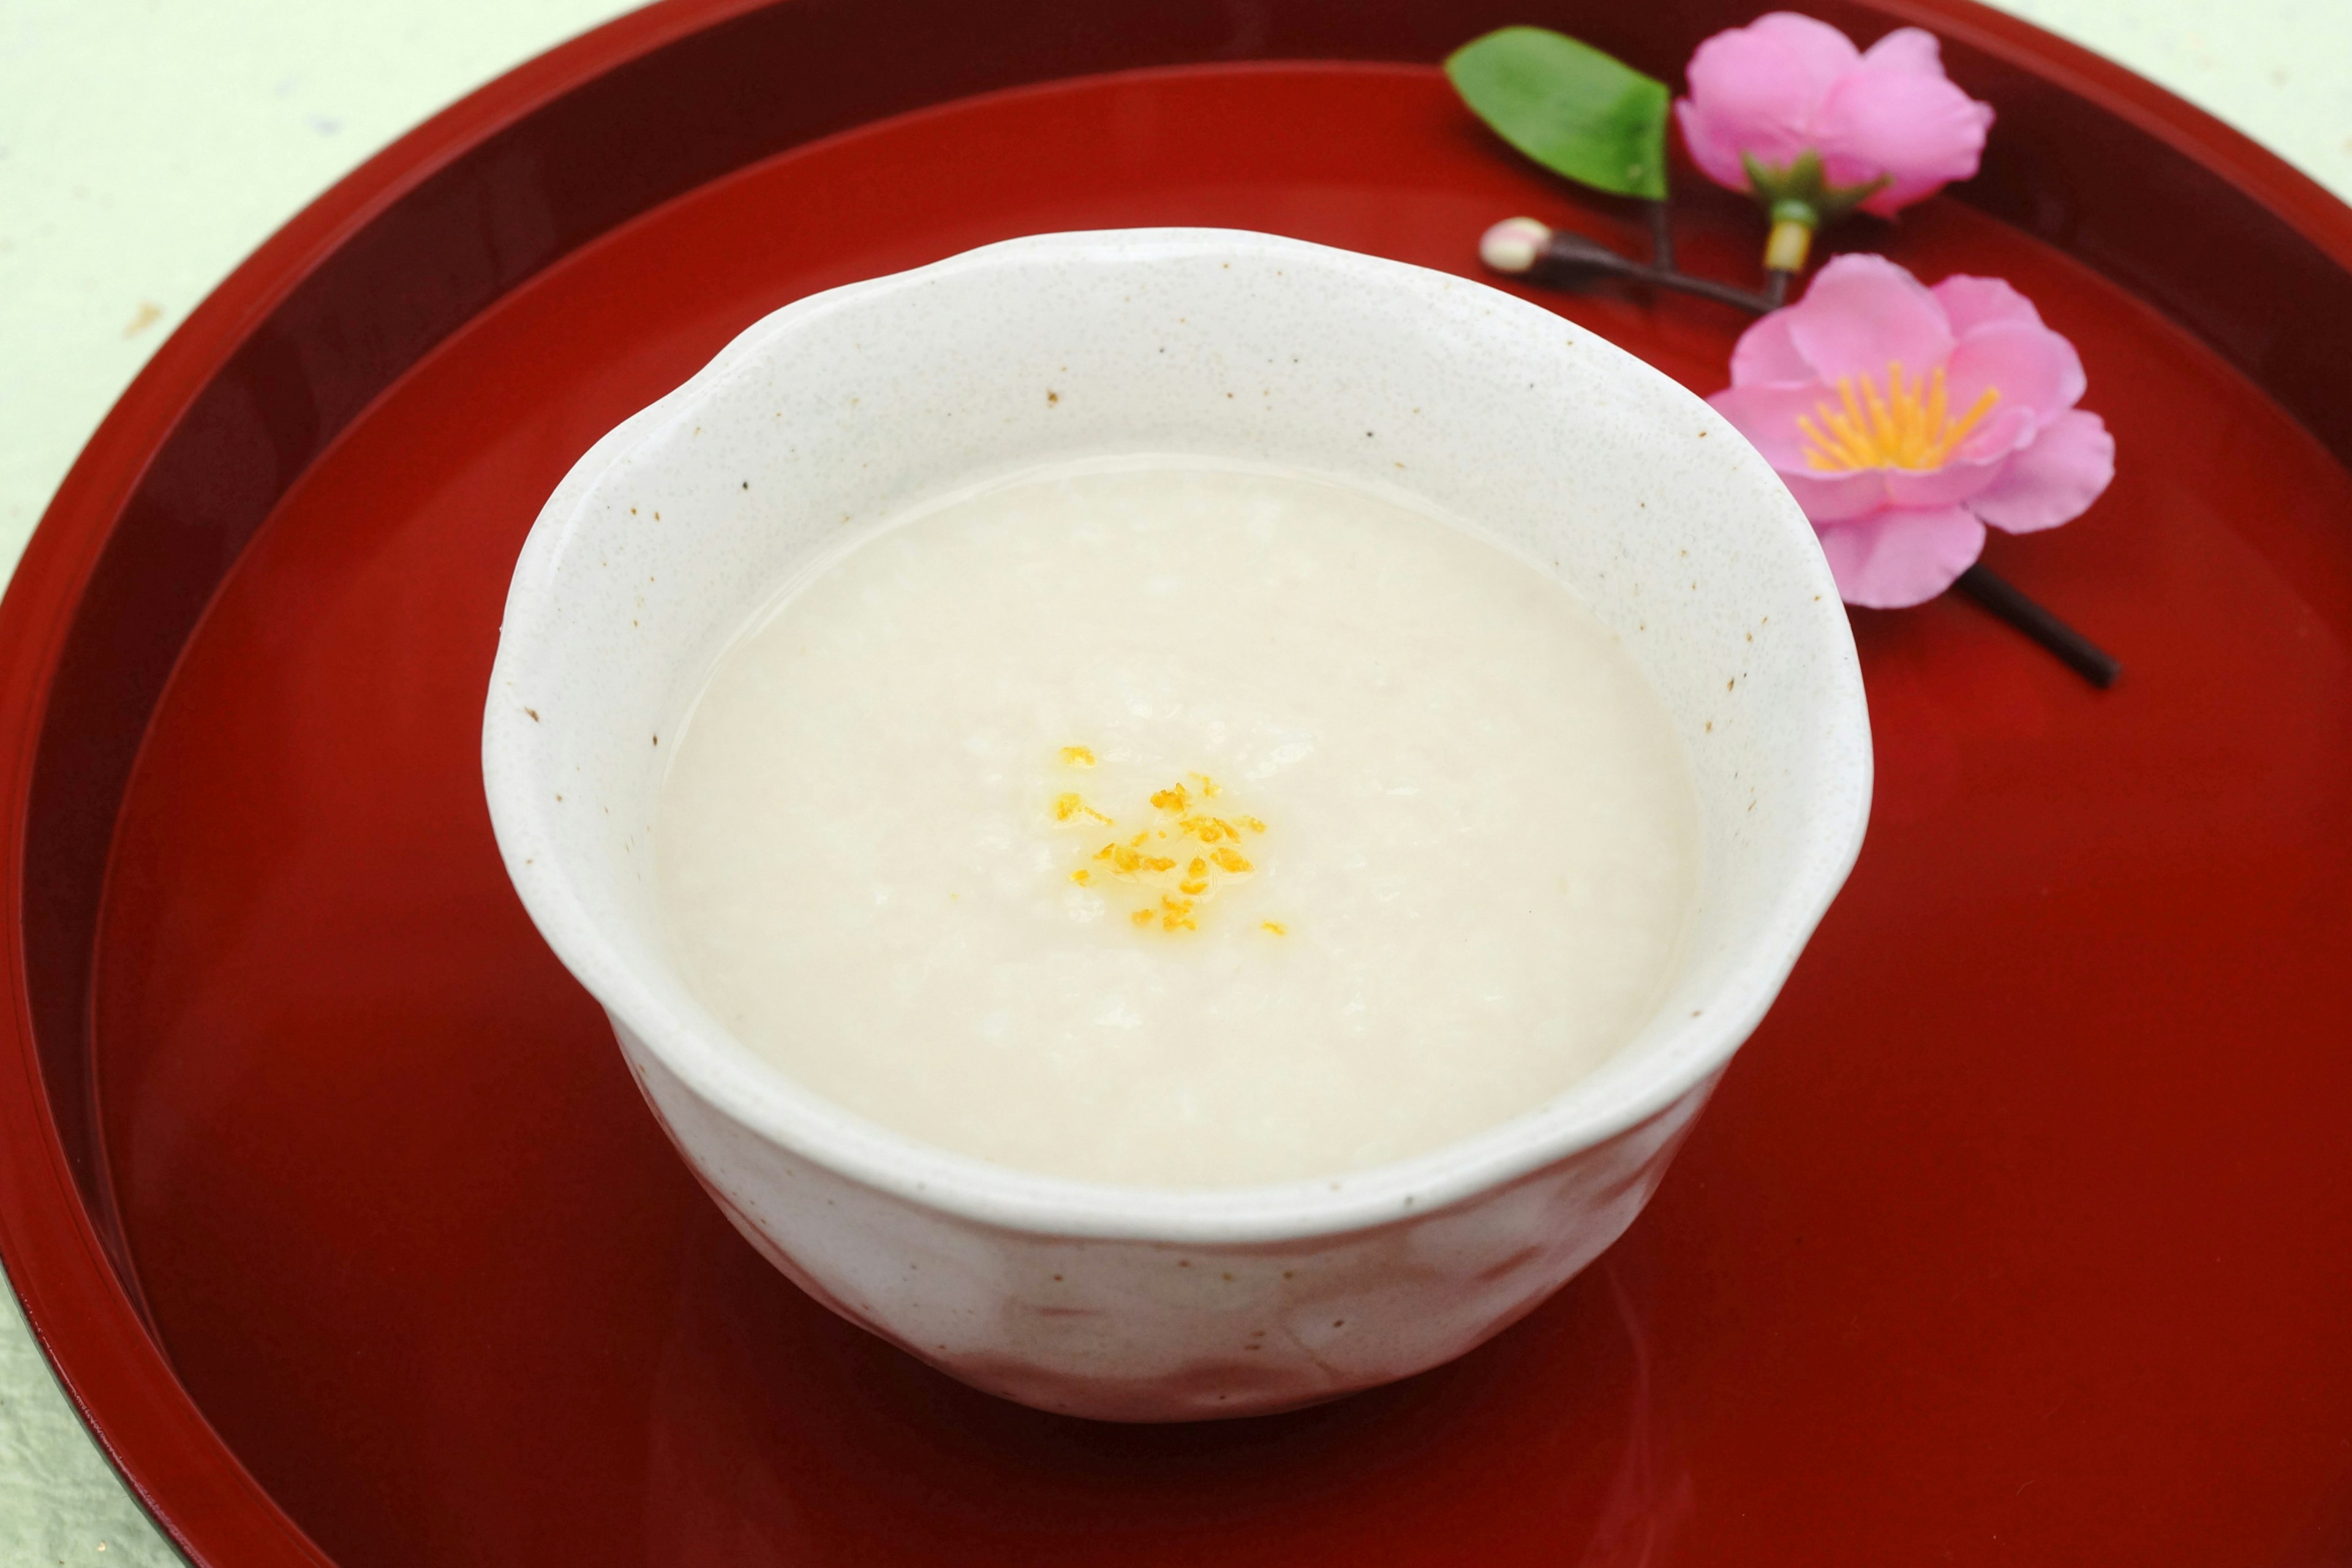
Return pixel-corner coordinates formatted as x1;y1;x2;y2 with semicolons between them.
1676;12;1994;219
1708;254;2115;608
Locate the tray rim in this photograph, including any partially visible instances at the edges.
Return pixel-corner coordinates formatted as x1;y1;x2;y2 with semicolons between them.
5;1;2350;1562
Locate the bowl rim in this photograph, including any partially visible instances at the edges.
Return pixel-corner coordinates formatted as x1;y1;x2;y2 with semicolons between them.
482;226;1872;1245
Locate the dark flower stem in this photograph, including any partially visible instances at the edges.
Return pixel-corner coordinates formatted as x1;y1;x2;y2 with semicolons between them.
1955;565;2120;687
1525;228;1778;314
1644;199;1675;273
1510;226;2120;690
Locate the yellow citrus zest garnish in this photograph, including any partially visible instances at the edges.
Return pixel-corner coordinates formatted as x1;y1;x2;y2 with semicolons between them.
1056;750;1280;935
1053;793;1112;825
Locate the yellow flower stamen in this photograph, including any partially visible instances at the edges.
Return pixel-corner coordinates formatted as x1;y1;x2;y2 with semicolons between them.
1800;363;2001;473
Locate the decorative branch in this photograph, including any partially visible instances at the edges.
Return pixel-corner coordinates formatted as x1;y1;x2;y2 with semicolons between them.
1480;217;1777;313
1955;565;2119;687
1478;216;2120;689
1643;198;1675;273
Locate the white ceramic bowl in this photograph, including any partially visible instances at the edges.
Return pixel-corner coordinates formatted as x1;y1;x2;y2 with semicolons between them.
483;228;1870;1422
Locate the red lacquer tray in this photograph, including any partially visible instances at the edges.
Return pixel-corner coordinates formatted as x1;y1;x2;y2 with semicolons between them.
6;2;2351;1563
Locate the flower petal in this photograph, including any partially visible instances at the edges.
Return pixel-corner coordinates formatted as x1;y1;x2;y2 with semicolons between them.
1966;410;2116;533
1741;12;1864;94
1857;25;1945;74
1816;505;1986;608
1883;445;2011;508
1727;309;1817;385
1932;274;2043;336
1944;320;2087;429
1708;383;1837;470
1683;15;1855;173
1816;69;1993;214
1949;402;2038;466
1782;469;1888;522
1785;254;1956;386
1673;98;1757;193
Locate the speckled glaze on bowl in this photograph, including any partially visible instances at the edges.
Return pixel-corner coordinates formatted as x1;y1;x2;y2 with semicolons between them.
481;228;1870;1422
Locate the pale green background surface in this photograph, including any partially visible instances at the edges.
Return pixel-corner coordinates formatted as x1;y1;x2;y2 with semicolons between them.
0;1;2345;1559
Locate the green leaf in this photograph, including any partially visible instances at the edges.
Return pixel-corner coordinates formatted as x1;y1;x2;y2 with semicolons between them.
1445;27;1670;201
